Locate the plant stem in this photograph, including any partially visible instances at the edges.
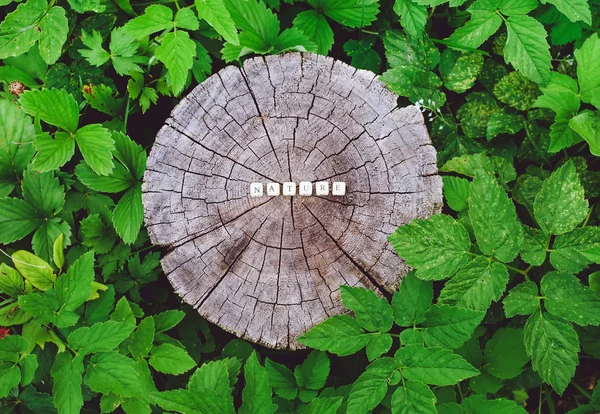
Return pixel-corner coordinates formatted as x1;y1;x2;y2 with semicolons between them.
572;382;593;400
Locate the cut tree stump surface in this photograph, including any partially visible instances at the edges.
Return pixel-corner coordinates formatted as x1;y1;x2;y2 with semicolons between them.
142;52;442;349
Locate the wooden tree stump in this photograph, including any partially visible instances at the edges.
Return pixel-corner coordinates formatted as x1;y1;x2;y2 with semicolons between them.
142;53;442;349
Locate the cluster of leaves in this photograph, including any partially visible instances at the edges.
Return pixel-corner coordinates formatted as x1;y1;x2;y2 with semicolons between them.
1;0;599;412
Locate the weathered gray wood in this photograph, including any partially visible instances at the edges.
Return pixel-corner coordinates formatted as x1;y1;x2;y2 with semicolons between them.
142;52;442;349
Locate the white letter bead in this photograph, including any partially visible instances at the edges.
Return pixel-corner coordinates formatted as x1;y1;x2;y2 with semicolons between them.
266;183;280;196
315;181;329;196
283;182;296;196
299;181;312;196
332;182;346;196
250;183;263;197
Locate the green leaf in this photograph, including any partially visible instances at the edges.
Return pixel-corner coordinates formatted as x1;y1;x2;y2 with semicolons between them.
19;353;38;386
295;350;329;390
153;310;186;333
298;315;370;356
304;397;344;414
0;263;24;297
0;335;28;360
446;8;502;49
79;30;110;66
155;31;196;96
439;50;484;94
503;15;551;84
75;124;115;176
0;198;40;243
439;258;509;311
393;0;427;38
51;353;84;414
533;72;580;116
55;251;94;312
152;389;235;414
533;160;588;235
129;317;155;358
541;271;600;326
22;169;64;217
0;99;36;193
485;110;525;141
195;0;239;45
344;38;381;73
340;285;393;332
503;281;539;318
175;8;199;30
33;132;76;172
493;71;540;111
483;328;529;379
122;4;173;39
293;10;334;54
388;214;471;281
108;28;145;76
239;351;277;414
544;0;591;25
38;6;69;65
575;33;600;105
569;112;600;157
391;380;436;414
80;214;116;254
12;250;54;291
112;185;143;244
461;395;527;414
347;358;398;414
265;359;297;399
524;311;579;394
391;271;433;327
469;173;522;262
308;0;380;28
75;162;131;193
499;0;538;15
68;320;136;354
19;88;79;132
84;352;141;397
421;304;485;349
149;343;196;374
365;333;393;361
395;344;479;386
189;360;232;399
0;0;46;60
550;227;600;273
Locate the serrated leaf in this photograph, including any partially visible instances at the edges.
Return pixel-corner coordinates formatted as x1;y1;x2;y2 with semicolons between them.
84;352;141;397
294;350;329;390
541;271;600;326
340;285;393;332
446;10;502;50
153;309;186;333
152;389;235;414
293;10;334;54
393;0;427;38
155;31;196;96
196;0;239;45
550;227;600;273
484;328;529;379
503;15;551;84
469;172;522;262
51;353;84;414
391;380;436;414
304;397;344;414
365;333;393;361
298;315;370;356
123;4;173;39
55;251;94;313
112;184;143;244
575;33;600;105
569;111;600;157
486;110;525;140
461;395;527;414
493;71;539;111
389;214;471;281
240;351;277;414
347;358;398;414
19;353;38;386
0;263;24;297
395;344;479;386
68;320;135;354
548;113;582;153
79;30;110;66
0;0;46;60
38;6;69;64
308;0;379;28
265;359;297;399
524;311;579;394
391;271;432;327
75;124;115;176
421;304;485;349
533;72;580;116
18;293;58;323
19;88;79;132
503;281;539;318
439;258;509;311
189;360;232;400
149;343;196;374
544;0;591;25
12;250;54;291
22;169;64;217
129;317;155;358
499;0;538;15
0;198;40;243
533;160;588;235
439;50;483;93
32;132;76;172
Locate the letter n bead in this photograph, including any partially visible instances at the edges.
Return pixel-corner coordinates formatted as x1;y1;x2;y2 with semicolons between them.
250;183;263;197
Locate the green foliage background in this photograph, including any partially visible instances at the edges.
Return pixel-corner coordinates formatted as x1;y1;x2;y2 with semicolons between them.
0;0;599;412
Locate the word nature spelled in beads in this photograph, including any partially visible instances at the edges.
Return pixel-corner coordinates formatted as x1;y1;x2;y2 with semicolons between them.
250;182;346;197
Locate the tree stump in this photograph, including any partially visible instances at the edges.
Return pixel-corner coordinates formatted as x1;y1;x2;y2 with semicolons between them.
142;52;442;349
